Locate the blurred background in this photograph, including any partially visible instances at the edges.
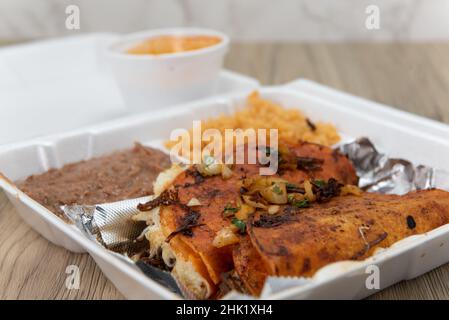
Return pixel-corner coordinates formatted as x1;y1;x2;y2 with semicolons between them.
1;0;449;42
1;0;448;118
1;0;449;141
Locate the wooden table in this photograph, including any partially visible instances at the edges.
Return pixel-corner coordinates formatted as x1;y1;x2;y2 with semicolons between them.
1;43;449;299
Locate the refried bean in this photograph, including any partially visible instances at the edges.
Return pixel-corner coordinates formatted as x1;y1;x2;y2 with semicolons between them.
17;143;171;221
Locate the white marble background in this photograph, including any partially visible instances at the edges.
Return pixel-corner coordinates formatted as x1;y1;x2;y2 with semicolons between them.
0;0;448;42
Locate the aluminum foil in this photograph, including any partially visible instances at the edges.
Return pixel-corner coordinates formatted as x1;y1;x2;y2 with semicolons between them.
339;137;449;194
62;196;183;296
64;196;151;250
61;137;449;299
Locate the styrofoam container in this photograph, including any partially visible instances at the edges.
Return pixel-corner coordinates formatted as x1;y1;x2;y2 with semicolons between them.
1;83;449;299
0;33;250;146
106;28;229;113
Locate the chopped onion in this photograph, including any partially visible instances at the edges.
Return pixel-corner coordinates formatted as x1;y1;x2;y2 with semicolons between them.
187;198;202;206
259;182;288;204
267;205;280;215
242;195;268;209
196;155;222;176
288;193;305;203
341;185;362;196
196;155;234;180
132;210;153;223
304;180;316;202
243;177;287;193
213;226;240;248
221;165;233;180
236;196;243;207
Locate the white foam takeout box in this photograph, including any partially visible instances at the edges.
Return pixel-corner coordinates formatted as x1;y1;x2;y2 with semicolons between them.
2;83;449;299
2;36;449;300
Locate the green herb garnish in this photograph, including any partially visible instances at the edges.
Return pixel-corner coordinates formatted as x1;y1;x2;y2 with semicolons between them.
223;202;239;217
313;179;326;188
232;217;246;234
292;199;309;208
273;185;283;195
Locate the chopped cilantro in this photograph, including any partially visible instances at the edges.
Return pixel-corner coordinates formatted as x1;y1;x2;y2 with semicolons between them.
292;199;309;208
232;218;246;234
223;203;239;217
313;179;326;188
273;185;283;195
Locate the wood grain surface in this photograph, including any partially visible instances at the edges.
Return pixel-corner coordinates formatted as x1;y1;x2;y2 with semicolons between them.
1;42;449;300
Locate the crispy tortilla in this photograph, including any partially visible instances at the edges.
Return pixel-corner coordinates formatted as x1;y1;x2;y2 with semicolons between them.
155;142;358;298
238;189;449;294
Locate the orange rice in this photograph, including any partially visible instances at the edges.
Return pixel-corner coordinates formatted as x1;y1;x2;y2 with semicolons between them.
165;91;340;153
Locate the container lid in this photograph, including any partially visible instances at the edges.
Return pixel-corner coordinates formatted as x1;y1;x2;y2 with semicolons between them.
0;33;258;146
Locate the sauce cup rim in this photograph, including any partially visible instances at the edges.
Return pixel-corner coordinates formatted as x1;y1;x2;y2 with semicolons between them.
106;27;229;61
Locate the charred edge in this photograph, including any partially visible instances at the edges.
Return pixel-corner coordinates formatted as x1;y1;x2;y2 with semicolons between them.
140;255;172;271
406;215;416;229
296;157;324;172
215;270;249;298
165;208;204;242
301;257;311;273
331;148;342;162
240;187;249;194
312;178;343;203
137;189;178;211
306;118;316;131
286;183;305;194
186;168;205;184
252;212;296;228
